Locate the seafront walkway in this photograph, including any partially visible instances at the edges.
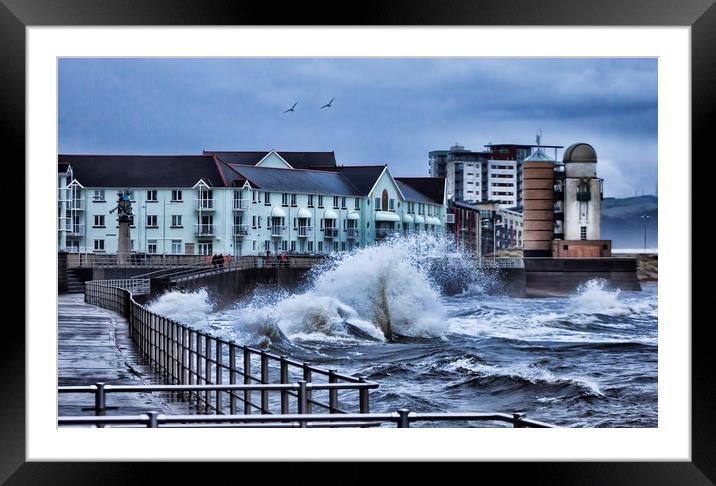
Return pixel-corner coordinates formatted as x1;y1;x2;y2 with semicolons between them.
58;293;193;416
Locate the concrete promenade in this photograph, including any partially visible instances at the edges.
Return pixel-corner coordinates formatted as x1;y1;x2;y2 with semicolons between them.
58;293;192;416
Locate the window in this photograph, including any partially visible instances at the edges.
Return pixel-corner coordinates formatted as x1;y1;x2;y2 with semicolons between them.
258;216;263;228
374;197;381;210
264;192;271;205
281;241;288;251
147;215;158;227
148;240;158;254
308;241;314;252
333;241;339;251
580;226;587;240
252;191;257;203
171;215;182;227
147;190;158;202
354;198;360;210
308;195;314;207
282;193;289;206
381;190;389;211
291;194;297;206
290;241;296;252
252;241;257;251
93;190;105;202
264;241;270;251
171;190;183;202
318;241;323;252
293;218;297;229
252;216;257;229
389;199;395;211
93;215;105;227
318;195;324;208
333;196;339;208
93;239;104;251
341;242;346;251
171;240;182;254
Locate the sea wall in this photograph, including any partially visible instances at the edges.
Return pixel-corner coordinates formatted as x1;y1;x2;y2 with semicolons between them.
523;257;640;297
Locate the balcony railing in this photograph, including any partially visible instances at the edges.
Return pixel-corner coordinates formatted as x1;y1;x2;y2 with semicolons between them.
233;224;249;236
68;200;84;210
270;225;287;237
233;199;249;211
67;224;85;236
297;226;312;237
196;199;215;211
346;228;360;239
576;191;591;202
194;224;215;236
323;228;339;238
375;228;398;239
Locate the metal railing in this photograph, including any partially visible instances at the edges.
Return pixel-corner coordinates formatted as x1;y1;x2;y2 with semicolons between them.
196;199;215;210
474;257;524;268
67;253;211;268
233;224;249;236
323;227;339;238
346;228;360;239
67;224;84;236
58;407;554;428
297;226;312;237
194;224;215;236
233;199;249;211
84;279;372;415
269;225;287;237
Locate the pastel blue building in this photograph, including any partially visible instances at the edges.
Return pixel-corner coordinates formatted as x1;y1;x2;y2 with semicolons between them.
57;150;447;257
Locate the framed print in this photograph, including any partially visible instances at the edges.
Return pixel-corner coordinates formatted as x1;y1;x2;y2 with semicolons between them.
5;0;709;482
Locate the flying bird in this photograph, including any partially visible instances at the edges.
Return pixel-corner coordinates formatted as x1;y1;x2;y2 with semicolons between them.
320;97;335;109
283;102;298;113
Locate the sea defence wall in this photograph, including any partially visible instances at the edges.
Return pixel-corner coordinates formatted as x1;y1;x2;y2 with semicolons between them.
162;267;313;306
523;257;640;297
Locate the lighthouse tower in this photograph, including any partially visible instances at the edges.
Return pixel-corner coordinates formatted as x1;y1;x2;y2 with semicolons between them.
552;143;611;257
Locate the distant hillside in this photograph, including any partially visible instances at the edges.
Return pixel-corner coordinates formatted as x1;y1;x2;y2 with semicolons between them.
601;196;657;249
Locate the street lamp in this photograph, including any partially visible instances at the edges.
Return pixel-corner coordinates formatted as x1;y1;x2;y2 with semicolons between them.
640;214;650;251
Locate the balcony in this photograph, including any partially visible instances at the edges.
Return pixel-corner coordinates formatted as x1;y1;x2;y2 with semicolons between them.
233;224;249;236
194;224;215;237
233;199;249;211
68;200;84;211
196;199;215;211
323;227;339;238
270;225;287;237
577;191;591;202
297;226;313;237
67;224;84;236
346;228;360;239
375;228;397;239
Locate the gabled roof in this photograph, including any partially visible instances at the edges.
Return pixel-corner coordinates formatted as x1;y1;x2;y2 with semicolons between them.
205;150;337;170
333;165;386;195
57;155;227;188
395;177;445;204
226;164;362;196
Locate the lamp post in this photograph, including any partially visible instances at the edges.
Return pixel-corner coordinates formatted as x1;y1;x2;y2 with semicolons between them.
640;214;650;251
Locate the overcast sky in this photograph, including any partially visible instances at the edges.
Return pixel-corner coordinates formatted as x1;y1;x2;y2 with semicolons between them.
59;58;657;198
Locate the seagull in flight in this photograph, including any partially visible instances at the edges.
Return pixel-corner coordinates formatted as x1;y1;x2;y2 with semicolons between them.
283;102;298;113
320;97;335;109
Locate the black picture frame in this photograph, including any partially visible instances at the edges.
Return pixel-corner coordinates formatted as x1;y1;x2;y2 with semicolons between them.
5;0;707;482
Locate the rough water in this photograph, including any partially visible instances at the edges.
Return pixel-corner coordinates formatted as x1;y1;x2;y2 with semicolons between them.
148;234;658;427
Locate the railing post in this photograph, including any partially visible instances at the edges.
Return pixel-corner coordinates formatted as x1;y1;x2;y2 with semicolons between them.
302;363;312;414
147;411;160;428
94;382;106;426
260;351;269;413
204;337;211;413
195;334;203;410
358;377;370;414
216;340;223;414
243;348;252;415
513;413;525;428
328;369;338;413
397;408;410;428
229;343;237;415
280;356;289;414
297;380;308;428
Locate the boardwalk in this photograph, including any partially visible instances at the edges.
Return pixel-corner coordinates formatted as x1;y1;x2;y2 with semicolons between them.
58;293;193;416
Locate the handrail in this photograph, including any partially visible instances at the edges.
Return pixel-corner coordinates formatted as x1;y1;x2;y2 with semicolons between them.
83;278;373;416
58;408;555;428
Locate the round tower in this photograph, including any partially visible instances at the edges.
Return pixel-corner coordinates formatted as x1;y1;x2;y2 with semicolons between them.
522;136;555;258
562;143;602;241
